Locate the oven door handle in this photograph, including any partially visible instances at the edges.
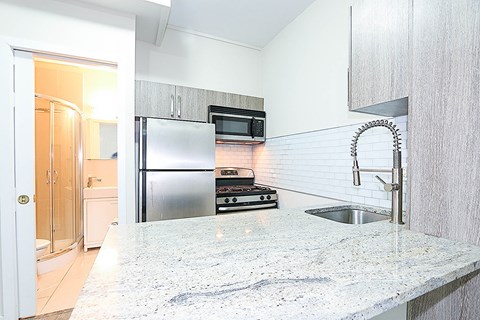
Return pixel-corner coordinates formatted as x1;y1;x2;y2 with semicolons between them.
217;203;277;212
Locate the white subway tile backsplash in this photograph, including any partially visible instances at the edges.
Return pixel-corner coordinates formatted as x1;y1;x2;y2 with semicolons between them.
216;144;253;168
253;117;408;209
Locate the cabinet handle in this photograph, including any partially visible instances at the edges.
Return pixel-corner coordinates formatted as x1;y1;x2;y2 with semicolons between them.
348;68;350;106
170;94;174;117
46;170;51;184
177;95;181;118
348;6;352;108
53;170;58;184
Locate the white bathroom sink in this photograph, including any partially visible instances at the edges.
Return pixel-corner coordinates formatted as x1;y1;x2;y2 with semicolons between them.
83;187;118;199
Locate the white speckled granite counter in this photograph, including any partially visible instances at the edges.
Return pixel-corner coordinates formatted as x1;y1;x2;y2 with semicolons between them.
71;203;480;320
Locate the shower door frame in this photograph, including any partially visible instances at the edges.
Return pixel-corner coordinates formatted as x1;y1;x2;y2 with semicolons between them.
35;94;83;257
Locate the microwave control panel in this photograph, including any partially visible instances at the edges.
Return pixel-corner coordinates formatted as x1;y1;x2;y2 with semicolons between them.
253;119;264;137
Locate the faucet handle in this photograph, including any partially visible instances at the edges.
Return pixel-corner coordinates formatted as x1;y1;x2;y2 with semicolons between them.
375;175;399;192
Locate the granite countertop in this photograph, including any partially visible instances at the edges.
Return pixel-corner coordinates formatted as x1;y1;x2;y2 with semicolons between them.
71;203;480;320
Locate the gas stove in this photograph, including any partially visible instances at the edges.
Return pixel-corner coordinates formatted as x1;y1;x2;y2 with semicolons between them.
215;167;278;213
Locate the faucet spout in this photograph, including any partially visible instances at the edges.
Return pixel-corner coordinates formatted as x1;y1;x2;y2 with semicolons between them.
87;176;102;188
350;120;404;225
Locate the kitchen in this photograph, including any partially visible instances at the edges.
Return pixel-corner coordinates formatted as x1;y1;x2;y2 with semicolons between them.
0;0;479;320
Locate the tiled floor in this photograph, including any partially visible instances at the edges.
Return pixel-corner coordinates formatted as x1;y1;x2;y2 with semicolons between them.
36;248;99;315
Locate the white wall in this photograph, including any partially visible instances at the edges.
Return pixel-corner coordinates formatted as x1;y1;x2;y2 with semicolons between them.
0;0;136;224
261;0;379;138
136;28;263;96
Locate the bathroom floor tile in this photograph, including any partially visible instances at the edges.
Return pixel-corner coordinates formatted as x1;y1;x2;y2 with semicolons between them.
36;297;49;315
37;264;71;292
36;248;99;315
37;286;56;299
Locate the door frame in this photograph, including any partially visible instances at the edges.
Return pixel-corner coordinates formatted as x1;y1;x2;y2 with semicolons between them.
14;50;37;317
0;31;134;316
0;41;19;320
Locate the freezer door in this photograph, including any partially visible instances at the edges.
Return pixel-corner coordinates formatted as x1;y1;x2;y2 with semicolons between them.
144;118;215;170
142;171;215;222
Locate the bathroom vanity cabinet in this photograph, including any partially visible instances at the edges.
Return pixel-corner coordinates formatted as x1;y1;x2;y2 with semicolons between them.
84;197;118;252
349;0;409;116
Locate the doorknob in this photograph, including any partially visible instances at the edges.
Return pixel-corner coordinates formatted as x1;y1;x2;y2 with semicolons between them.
18;195;30;205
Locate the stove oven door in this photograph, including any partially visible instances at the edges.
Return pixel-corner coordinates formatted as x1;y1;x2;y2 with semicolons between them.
216;193;278;214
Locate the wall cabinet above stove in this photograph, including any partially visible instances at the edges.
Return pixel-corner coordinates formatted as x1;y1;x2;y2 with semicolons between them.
206;90;264;111
348;0;409;117
135;80;264;122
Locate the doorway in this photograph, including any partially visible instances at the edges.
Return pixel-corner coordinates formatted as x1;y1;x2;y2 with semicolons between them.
18;54;119;316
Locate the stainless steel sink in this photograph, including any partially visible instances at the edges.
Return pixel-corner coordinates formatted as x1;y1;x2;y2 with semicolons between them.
305;207;389;224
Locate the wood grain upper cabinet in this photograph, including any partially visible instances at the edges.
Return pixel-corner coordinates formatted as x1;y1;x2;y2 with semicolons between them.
349;0;409;116
175;86;207;122
206;90;264;111
206;90;226;106
135;81;175;119
135;81;207;122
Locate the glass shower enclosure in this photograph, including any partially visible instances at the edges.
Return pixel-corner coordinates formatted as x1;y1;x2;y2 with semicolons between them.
35;94;82;258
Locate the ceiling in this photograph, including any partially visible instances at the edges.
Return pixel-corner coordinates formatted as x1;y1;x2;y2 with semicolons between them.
168;0;317;48
66;0;171;45
63;0;316;48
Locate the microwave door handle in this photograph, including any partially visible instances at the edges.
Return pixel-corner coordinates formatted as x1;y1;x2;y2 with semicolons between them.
251;117;255;138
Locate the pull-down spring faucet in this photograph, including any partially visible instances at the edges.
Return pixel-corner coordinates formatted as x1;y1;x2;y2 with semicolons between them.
351;120;404;225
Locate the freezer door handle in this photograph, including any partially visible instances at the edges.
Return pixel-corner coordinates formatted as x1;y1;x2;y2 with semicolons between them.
177;95;181;118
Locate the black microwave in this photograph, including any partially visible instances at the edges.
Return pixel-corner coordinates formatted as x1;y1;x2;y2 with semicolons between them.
208;105;266;144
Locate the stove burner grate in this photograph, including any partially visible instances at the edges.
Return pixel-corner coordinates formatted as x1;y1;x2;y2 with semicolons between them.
216;185;272;194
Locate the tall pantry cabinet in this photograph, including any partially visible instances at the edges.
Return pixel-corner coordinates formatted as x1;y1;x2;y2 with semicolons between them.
407;0;480;319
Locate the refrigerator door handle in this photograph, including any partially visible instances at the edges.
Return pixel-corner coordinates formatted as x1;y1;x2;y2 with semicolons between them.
177;95;181;118
140;118;147;170
140;171;147;223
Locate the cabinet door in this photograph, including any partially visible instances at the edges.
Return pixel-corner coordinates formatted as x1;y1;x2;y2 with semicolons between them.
240;95;264;111
226;93;241;108
175;86;207;122
206;90;226;106
408;0;480;318
350;0;409;115
135;80;175;118
85;198;118;244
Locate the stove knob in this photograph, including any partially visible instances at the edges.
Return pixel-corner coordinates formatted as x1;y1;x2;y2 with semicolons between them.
224;198;230;203
267;195;271;200
260;195;265;201
232;197;237;203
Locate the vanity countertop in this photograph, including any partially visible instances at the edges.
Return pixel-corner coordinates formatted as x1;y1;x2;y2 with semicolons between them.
70;203;480;320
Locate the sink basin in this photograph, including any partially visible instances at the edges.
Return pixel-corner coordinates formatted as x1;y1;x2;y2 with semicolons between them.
83;187;118;199
305;207;389;224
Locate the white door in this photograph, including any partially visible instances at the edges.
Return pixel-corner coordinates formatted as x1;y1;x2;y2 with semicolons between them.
0;42;19;320
14;50;37;318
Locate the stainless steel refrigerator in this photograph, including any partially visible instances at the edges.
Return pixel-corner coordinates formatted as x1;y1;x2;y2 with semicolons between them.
135;117;216;222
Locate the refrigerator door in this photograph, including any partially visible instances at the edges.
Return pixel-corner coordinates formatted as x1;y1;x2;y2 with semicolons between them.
142;118;215;170
142;171;215;222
